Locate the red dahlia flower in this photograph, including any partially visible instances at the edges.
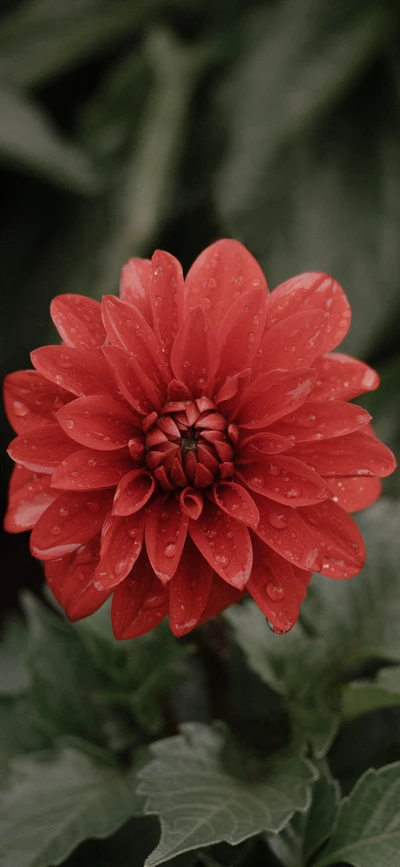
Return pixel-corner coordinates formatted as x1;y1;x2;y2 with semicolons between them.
4;241;396;637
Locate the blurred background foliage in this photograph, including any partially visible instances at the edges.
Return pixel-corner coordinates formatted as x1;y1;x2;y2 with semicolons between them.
1;0;399;614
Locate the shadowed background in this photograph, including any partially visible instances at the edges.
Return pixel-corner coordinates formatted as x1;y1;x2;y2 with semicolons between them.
1;0;399;619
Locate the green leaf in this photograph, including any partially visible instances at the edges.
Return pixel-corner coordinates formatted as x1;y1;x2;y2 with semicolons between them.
22;594;111;746
215;2;400;357
73;600;185;736
225;602;340;758
267;760;340;867
138;723;316;866
0;0;163;88
0;87;99;192
315;762;400;867
227;499;400;756
0;696;50;769
301;500;400;666
342;667;400;719
0;618;29;696
0;743;143;867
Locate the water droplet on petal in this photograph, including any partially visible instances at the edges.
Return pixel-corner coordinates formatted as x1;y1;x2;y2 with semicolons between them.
268;465;281;477
285;486;301;499
164;543;177;558
269;512;287;529
215;553;229;567
51;525;62;535
267;582;285;601
13;401;29;417
63;419;74;430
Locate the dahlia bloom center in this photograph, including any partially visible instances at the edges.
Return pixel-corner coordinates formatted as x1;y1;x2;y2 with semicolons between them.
143;398;235;490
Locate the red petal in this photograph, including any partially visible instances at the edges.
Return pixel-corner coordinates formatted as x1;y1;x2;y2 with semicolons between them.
189;499;253;589
300;500;366;578
248;538;312;632
291;431;397;478
266;272;351;352
197;575;246;625
312;353;379;401
268;400;371;443
101;296;169;391
184;239;268;329
31;346;116;397
112;469;154;516
328;476;382;513
213;481;260;527
237;432;294;459
51;448;133;491
30;490;112;560
149;250;184;363
252;493;322;571
238;455;331;506
94;511;145;589
215;369;252;420
216;286;267;384
57;395;139;451
50;294;105;350
145;495;188;583
111;552;168;639
236;368;316;429
103;345;161;414
169;539;213;636
4;370;70;434
4;468;55;533
119;257;152;323
44;537;110;620
170;307;220;398
7;425;77;473
179;488;204;520
252;310;329;378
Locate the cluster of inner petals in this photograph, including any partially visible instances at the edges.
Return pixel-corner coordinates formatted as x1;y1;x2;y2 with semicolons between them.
140;398;237;490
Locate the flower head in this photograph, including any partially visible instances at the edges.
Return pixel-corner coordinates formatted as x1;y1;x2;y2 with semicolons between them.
4;241;396;637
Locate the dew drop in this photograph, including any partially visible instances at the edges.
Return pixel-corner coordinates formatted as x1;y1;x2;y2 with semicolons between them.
268;465;281;477
59;506;69;517
51;525;62;535
269;512;287;529
13;401;29;417
215;553;229;567
202;297;212;310
267;582;285;601
285;486;301;499
164;543;177;558
63;419;74;430
252;313;260;324
251;477;263;488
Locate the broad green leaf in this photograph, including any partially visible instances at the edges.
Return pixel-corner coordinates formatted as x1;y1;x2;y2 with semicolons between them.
215;4;400;358
315;762;400;867
342;667;400;719
301;500;400;666
0;87;99;192
267;760;340;867
0;0;162;88
138;723;316;866
0;743;143;867
0;696;50;768
0;618;29;696
225;602;340;757
22;594;110;746
75;603;185;736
